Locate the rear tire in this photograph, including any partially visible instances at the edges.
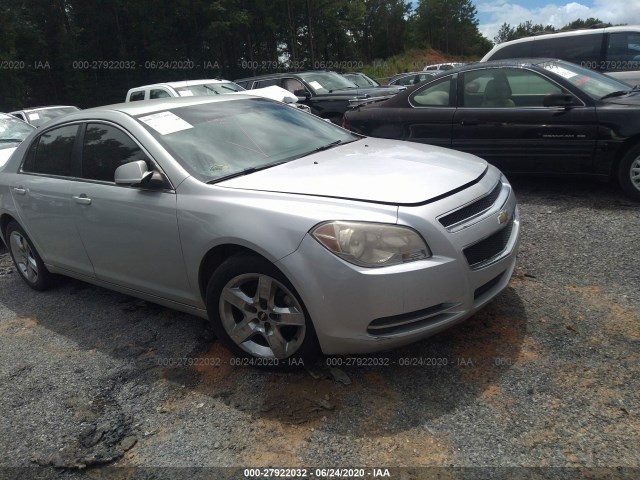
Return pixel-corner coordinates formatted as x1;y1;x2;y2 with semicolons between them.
6;221;55;291
618;144;640;201
205;253;320;364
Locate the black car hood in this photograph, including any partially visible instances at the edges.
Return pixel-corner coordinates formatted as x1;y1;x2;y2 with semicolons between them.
601;92;640;105
323;86;399;98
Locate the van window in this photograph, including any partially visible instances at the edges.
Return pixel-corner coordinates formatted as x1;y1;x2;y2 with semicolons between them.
129;91;145;101
490;42;533;60
533;33;603;67
607;32;640;71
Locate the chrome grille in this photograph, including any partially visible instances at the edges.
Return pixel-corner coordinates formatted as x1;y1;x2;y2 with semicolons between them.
439;181;502;228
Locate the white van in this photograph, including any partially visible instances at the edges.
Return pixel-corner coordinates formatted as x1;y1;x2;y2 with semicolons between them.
481;26;640;86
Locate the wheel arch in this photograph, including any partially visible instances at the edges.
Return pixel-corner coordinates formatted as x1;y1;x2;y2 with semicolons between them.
198;244;274;302
0;213;18;243
611;134;640;179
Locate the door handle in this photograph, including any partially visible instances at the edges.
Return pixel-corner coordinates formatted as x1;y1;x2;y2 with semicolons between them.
73;194;92;205
13;186;27;195
460;118;478;126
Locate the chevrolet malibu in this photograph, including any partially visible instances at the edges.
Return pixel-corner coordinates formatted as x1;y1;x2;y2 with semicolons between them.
0;96;520;361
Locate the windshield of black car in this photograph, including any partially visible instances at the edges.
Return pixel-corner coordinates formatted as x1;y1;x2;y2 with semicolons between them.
297;72;359;93
539;61;632;99
175;82;245;96
136;98;358;183
0;116;35;142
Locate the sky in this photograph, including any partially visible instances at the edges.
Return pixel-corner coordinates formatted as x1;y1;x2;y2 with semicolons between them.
474;0;640;42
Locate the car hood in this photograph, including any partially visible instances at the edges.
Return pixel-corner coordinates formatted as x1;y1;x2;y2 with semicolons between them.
218;138;487;204
324;86;399;98
601;92;640;105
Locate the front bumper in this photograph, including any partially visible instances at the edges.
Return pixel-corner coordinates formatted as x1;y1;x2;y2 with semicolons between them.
277;172;520;355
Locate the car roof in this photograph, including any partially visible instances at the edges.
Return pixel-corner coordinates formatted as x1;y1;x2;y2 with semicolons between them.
441;58;559;73
234;70;334;82
489;25;640;49
129;79;233;90
77;95;262;117
10;105;77;113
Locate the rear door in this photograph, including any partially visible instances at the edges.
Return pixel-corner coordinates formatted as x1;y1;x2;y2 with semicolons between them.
451;67;597;173
385;75;456;148
11;124;95;276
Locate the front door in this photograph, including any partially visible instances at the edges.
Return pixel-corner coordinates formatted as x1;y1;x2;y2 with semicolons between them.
70;122;193;304
451;67;597;173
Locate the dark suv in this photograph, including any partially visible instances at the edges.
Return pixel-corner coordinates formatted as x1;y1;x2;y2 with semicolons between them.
234;71;399;123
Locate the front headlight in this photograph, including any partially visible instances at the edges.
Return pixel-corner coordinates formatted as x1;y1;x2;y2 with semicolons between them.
311;221;431;268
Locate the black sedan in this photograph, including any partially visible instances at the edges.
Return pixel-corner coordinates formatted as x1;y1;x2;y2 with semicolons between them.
344;59;640;200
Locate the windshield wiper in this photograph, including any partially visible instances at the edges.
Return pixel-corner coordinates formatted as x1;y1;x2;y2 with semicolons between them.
600;90;629;100
0;139;24;143
207;160;288;184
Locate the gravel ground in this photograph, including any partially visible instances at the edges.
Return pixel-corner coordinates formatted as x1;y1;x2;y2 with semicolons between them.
0;177;638;480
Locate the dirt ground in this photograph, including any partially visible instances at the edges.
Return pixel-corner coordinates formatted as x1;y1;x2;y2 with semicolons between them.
0;177;638;480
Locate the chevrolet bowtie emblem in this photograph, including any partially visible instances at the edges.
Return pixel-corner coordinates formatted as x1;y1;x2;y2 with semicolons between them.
498;210;509;225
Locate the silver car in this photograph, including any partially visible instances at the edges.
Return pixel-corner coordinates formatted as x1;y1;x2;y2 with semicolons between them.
0;96;520;361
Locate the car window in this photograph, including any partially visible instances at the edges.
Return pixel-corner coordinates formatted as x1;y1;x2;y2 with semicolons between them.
22;124;79;176
254;79;280;88
175;83;244;96
82;123;148;182
607;32;640;71
137;99;358;183
462;68;562;108
393;75;416;86
534;33;603;66
297;71;358;93
150;89;172;99
490;41;533;60
282;78;305;93
129;91;145;101
411;78;451;106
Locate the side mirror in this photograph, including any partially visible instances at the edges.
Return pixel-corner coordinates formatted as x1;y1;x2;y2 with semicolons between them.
294;89;311;100
544;93;574;108
114;160;153;186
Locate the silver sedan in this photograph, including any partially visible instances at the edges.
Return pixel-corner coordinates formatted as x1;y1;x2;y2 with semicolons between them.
0;96;520;361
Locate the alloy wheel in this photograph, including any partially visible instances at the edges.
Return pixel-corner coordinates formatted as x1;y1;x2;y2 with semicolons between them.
9;231;39;284
630;155;640;192
219;273;306;359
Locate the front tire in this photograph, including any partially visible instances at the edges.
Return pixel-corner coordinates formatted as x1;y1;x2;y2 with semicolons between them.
618;144;640;201
206;254;319;363
6;221;55;291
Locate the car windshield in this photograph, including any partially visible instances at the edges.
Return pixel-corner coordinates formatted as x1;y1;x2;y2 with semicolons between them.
539;61;632;99
136;98;359;183
0;116;35;145
298;72;359;93
24;107;79;127
346;74;379;87
175;82;245;96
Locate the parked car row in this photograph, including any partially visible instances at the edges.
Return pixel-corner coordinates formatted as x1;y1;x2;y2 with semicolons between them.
235;70;401;123
343;59;640;200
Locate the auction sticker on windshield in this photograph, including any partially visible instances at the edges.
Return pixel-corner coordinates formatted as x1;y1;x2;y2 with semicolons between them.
138;111;193;135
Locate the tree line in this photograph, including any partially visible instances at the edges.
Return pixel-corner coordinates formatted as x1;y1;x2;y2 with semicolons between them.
0;0;489;110
0;0;606;111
